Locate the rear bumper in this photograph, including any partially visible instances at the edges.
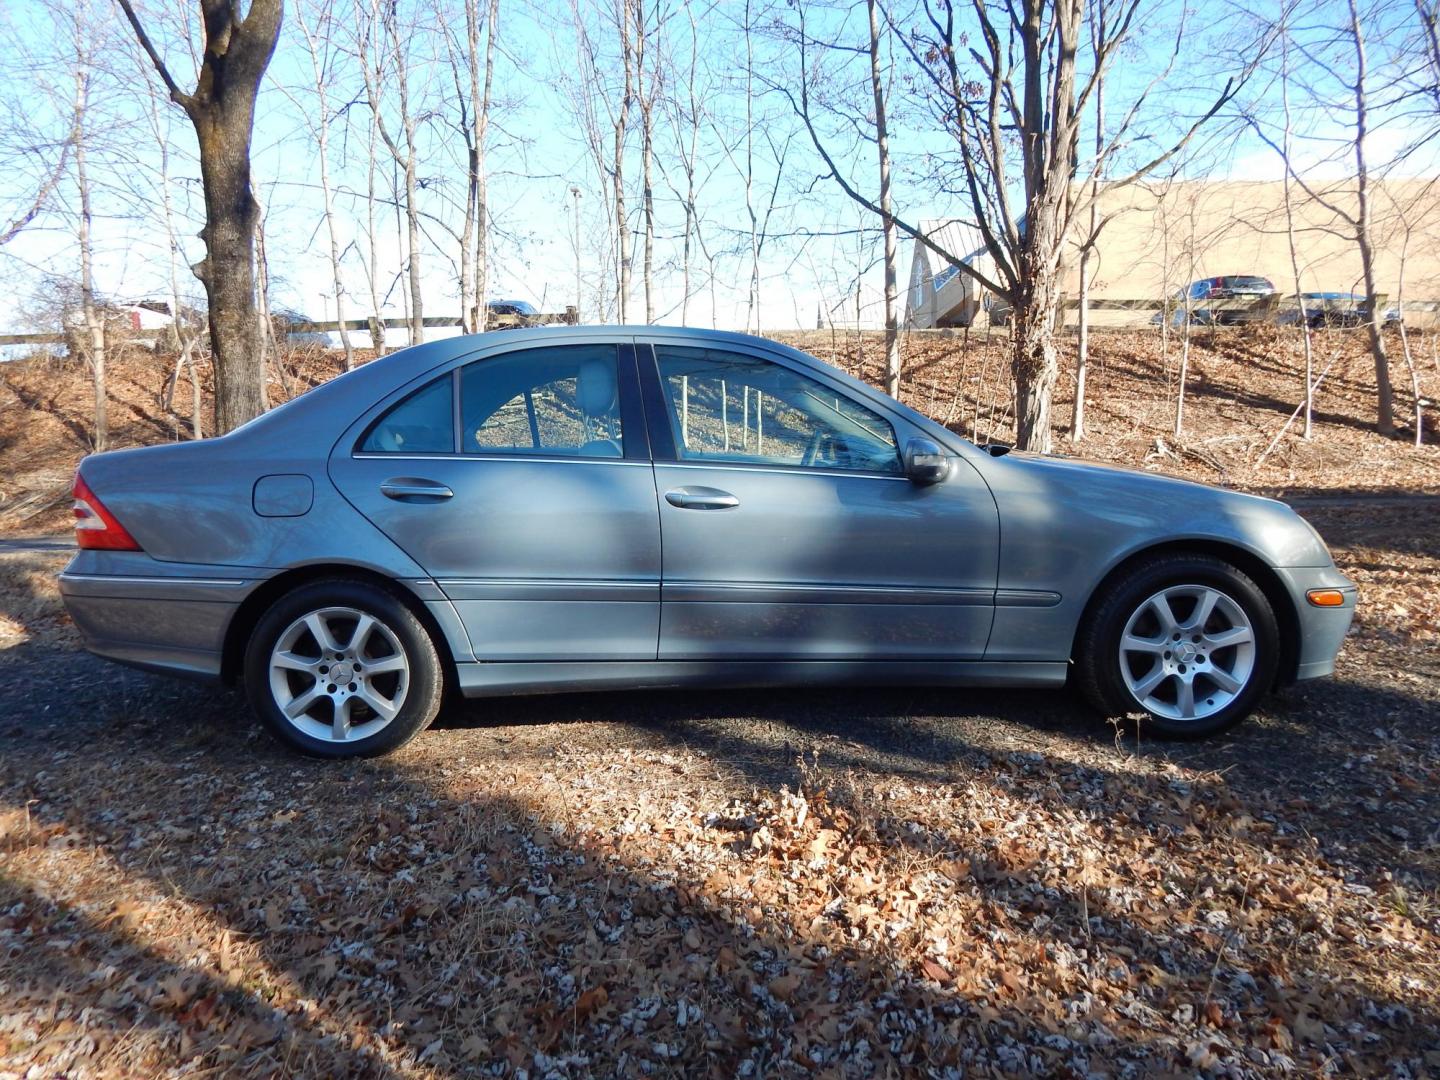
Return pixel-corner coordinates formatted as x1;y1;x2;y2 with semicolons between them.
1274;565;1358;682
58;569;249;680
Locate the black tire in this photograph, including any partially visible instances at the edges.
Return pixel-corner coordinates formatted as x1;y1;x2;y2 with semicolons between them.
1074;554;1280;739
243;578;445;758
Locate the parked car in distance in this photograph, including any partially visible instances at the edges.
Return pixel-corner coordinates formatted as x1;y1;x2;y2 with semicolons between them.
486;299;539;323
1275;292;1402;329
59;327;1356;758
271;310;334;349
1162;276;1277;327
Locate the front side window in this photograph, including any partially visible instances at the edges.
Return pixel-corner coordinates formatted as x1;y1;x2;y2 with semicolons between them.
359;374;455;454
654;347;901;475
461;345;623;457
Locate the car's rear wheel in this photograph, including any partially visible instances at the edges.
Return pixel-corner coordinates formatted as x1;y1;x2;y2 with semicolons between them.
244;579;444;758
1075;554;1280;738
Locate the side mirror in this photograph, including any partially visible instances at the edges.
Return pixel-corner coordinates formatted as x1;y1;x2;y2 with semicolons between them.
903;437;951;486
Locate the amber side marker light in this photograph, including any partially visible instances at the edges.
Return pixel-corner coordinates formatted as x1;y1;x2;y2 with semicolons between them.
1306;589;1347;607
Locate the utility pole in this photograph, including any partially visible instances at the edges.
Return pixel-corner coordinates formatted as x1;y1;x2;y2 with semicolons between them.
570;184;583;319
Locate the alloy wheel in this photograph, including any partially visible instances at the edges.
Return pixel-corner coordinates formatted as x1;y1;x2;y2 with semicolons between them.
1117;584;1256;722
267;606;410;743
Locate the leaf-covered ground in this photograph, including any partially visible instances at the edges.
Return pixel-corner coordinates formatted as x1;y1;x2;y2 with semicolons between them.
0;499;1436;1078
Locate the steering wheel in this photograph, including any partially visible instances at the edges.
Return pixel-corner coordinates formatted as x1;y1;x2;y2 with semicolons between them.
801;429;825;467
801;430;848;468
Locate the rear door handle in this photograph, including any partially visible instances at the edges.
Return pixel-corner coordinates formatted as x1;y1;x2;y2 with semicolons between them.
380;478;454;501
664;486;739;510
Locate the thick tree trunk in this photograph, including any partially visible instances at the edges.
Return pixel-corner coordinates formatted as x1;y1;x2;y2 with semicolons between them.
118;0;279;435
1010;289;1059;452
191;111;266;433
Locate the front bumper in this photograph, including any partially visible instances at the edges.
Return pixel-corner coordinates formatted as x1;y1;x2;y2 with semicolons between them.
1274;565;1358;681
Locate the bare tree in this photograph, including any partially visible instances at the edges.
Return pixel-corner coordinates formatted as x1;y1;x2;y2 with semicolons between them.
294;0;356;368
0;21;74;247
1277;29;1317;439
1254;0;1413;435
656;3;707;324
118;0;282;434
0;153;70;248
614;0;636;321
866;0;900;397
441;0;499;333
1070;0;1112;445
636;0;665;323
557;0;623;320
139;70;205;439
71;29;107;452
1418;0;1440;106
1347;0;1396;435
358;0;426;346
787;0;1253;451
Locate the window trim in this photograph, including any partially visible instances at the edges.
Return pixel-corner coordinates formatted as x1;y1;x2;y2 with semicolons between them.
637;343;904;478
351;342;650;463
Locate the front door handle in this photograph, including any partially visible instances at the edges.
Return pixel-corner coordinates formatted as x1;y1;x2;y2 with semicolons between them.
380;477;454;501
664;486;739;510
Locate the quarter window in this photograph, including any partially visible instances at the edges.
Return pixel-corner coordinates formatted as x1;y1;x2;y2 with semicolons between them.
359;374;455;454
654;347;901;475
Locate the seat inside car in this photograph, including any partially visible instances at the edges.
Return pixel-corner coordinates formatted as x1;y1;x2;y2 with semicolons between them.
577;357;622;457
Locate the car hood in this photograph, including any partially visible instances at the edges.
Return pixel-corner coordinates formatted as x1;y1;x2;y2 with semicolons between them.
1001;448;1248;496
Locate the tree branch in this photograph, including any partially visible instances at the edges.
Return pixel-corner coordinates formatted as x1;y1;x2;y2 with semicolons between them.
115;0;193;111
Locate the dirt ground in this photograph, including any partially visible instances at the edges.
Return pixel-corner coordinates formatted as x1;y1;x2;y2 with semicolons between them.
0;327;1437;1076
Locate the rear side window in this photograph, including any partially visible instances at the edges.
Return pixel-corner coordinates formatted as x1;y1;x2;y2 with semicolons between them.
461;345;624;458
359;375;455;454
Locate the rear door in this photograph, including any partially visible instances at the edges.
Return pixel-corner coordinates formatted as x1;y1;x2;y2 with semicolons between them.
639;341;999;661
329;340;661;660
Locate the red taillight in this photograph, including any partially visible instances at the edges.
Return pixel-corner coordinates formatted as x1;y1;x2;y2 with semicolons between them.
72;472;141;551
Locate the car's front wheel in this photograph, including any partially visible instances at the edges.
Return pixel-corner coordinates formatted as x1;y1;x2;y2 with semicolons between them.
243;579;444;757
1076;554;1280;738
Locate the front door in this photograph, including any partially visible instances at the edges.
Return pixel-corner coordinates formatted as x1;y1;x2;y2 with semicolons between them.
329;341;661;660
640;342;999;661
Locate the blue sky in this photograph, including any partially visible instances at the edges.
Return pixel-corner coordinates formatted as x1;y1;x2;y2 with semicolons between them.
0;0;1435;339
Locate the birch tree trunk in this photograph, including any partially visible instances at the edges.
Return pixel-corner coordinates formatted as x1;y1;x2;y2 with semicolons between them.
365;118;386;355
361;1;425;346
74;67;107;452
296;0;354;369
1277;30;1315;439
615;0;635;322
866;0;900;398
1072;4;1105;445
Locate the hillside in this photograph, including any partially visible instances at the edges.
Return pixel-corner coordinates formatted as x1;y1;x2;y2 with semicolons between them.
1;325;1437;536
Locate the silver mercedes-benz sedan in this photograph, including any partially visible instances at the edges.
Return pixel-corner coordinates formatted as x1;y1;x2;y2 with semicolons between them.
59;327;1356;757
